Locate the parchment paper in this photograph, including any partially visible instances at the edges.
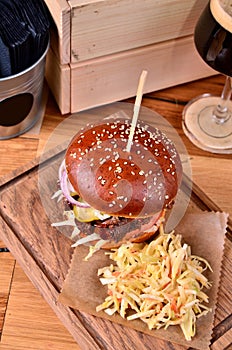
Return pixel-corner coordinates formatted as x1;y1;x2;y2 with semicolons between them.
59;211;228;350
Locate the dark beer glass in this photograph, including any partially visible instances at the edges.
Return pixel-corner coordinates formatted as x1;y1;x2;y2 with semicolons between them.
182;0;232;154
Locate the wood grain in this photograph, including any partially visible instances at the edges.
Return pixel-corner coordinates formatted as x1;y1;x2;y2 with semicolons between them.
68;0;206;62
0;74;231;349
1;263;81;350
0;138;38;176
0;252;15;338
69;35;213;113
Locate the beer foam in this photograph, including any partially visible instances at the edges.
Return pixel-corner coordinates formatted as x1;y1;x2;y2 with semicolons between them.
211;0;232;33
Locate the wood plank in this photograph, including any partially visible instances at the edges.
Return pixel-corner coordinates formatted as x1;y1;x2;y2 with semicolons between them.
0;218;102;350
69;36;214;113
0;138;38;177
190;156;232;218
145;74;226;103
45;49;71;114
0;251;15;339
1;263;81;350
44;0;71;64
211;328;232;350
69;0;207;62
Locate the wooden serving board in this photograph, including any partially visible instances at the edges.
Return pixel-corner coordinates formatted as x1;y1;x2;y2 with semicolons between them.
0;142;231;350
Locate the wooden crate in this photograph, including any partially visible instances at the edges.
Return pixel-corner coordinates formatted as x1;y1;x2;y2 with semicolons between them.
44;0;214;114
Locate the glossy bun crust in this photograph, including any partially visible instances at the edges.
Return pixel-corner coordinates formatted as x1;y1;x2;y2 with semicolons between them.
65;118;182;218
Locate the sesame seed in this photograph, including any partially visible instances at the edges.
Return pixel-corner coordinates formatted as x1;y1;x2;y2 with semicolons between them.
70;152;77;158
111;124;117;129
115;166;122;173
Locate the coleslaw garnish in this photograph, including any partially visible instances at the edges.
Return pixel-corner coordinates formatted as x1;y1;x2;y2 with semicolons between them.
96;225;212;341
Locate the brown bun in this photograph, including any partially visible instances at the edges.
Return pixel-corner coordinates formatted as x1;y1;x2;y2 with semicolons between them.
65;118;182;218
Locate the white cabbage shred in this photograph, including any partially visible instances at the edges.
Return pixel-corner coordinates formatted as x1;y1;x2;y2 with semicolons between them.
96;226;212;341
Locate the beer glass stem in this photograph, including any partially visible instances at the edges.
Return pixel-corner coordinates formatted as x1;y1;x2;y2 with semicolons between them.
213;76;232;124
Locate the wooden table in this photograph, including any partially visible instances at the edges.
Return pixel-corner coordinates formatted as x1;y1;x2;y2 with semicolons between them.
0;75;231;350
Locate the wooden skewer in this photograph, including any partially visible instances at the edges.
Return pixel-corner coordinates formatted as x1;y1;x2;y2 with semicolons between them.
126;70;148;152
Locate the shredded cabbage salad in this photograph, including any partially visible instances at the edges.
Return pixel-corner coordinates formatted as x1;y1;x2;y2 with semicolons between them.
96;225;212;341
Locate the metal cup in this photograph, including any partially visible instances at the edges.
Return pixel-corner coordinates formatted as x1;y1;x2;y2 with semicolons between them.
0;40;49;140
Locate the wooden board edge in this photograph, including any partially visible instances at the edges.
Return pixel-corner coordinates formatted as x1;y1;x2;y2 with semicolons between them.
44;0;71;64
45;48;71;114
0;216;102;350
0;143;66;188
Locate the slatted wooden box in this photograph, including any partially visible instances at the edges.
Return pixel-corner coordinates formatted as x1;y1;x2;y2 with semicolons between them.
44;0;214;114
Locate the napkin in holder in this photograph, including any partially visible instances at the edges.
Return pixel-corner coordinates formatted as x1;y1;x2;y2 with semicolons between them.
0;0;51;139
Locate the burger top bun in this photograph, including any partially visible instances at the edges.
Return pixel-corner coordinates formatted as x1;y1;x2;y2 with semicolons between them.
65;118;182;218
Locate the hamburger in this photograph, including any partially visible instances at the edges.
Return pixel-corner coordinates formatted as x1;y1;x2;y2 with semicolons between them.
58;117;182;249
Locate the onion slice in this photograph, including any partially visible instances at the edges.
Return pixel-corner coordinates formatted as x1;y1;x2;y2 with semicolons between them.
60;167;91;208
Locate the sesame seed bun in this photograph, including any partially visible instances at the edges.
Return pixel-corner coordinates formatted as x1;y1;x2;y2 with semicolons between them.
65;118;182;219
